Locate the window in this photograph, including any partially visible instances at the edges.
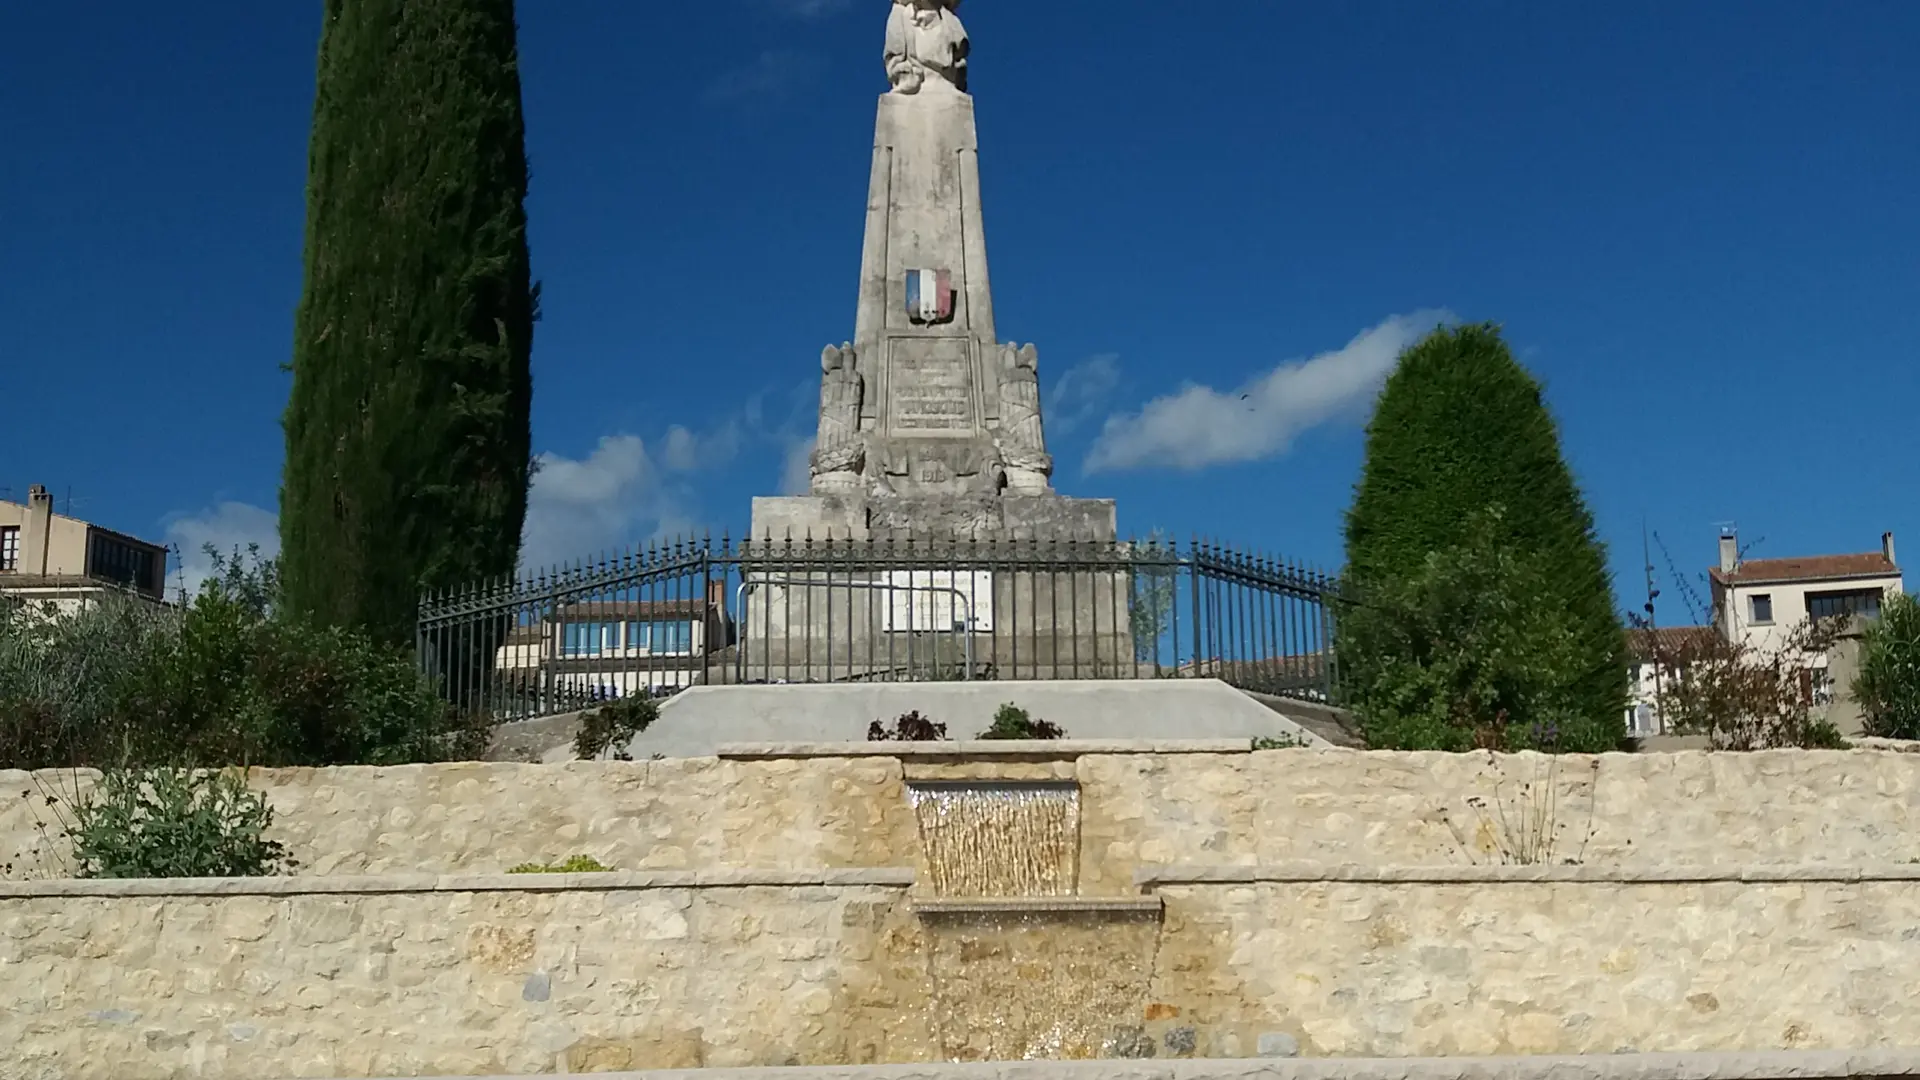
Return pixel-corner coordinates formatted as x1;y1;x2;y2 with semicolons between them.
626;620;695;655
87;532;160;592
562;622;615;657
0;526;17;572
1807;588;1883;623
1633;703;1655;735
1749;594;1774;625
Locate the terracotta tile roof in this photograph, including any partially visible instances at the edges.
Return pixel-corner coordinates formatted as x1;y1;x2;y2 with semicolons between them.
1628;625;1718;661
1710;553;1900;586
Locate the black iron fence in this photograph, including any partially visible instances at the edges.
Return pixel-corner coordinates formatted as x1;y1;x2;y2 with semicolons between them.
416;535;1341;723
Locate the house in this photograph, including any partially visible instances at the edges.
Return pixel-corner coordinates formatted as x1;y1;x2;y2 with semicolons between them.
1624;625;1717;736
1709;527;1902;660
491;579;736;706
0;484;169;613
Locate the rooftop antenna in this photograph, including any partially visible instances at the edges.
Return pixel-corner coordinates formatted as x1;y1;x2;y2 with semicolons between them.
1652;529;1709;626
1640;518;1660;631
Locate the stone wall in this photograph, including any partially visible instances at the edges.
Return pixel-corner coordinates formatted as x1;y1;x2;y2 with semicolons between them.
1;871;929;1080
6;749;1920;882
6;866;1920;1078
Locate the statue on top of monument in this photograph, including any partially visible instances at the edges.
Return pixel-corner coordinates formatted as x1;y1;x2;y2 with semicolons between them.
811;343;866;494
885;0;969;95
995;342;1053;495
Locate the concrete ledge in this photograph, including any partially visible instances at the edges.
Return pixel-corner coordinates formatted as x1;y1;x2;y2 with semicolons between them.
720;739;1259;760
0;867;915;899
297;1048;1920;1080
914;896;1164;916
1135;863;1920;888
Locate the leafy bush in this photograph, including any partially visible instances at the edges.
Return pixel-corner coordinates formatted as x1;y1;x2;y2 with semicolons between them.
0;593;175;768
508;855;613;874
1636;617;1855;750
0;548;480;770
1858;593;1920;740
1252;733;1307;750
574;695;661;760
68;767;289;879
1342;510;1624;753
977;703;1065;740
867;711;948;741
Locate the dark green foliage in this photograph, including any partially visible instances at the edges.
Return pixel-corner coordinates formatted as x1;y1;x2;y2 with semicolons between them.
977;703;1065;740
1342;324;1628;752
1858;593;1920;740
867;712;948;741
0;549;483;770
1341;511;1624;752
573;696;660;761
68;768;289;879
280;0;536;648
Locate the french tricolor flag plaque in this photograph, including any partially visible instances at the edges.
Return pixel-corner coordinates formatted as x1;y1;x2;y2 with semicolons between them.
905;268;954;324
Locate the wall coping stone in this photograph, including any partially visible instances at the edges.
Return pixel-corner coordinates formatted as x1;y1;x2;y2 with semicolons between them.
1135;863;1920;887
0;867;915;900
914;896;1165;916
719;739;1259;760
292;1048;1920;1080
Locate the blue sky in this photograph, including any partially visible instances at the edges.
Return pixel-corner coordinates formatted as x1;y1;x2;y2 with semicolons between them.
3;1;1914;620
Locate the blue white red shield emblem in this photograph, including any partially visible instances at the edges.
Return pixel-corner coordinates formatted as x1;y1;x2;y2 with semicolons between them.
905;269;954;324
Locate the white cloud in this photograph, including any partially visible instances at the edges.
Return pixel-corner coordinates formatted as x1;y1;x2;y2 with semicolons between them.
162;501;280;598
707;50;822;103
521;435;673;570
660;422;740;473
1083;309;1455;474
780;436;816;496
1045;353;1122;436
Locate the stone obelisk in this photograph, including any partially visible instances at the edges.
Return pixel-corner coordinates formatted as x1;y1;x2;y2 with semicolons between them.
751;0;1115;542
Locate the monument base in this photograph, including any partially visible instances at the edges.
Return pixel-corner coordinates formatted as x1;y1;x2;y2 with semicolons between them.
750;493;1116;542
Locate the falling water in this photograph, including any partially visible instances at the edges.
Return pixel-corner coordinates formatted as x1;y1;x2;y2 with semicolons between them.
909;783;1079;898
924;908;1163;1061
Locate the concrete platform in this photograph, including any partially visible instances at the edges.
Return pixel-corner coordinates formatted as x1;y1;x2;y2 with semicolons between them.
608;679;1332;760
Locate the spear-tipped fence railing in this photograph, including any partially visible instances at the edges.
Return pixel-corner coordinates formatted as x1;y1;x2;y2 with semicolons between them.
416;534;1341;724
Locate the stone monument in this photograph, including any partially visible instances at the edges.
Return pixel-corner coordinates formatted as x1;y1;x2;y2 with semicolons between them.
751;0;1116;542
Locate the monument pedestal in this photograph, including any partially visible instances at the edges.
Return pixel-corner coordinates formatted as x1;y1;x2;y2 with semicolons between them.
751;493;1116;542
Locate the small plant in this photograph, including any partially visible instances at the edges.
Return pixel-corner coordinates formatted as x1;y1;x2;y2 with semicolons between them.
1253;733;1307;750
68;767;289;879
977;703;1065;740
1440;752;1600;866
867;711;948;741
508;855;614;874
575;695;661;761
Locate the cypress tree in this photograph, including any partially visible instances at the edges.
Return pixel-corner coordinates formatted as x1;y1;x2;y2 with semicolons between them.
1340;323;1627;752
280;0;535;647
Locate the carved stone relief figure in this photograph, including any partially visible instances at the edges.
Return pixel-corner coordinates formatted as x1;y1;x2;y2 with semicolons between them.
996;342;1052;494
884;0;969;95
811;343;866;494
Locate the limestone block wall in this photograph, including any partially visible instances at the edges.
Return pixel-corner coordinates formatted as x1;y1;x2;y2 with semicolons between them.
0;759;922;880
1142;867;1920;1059
0;872;930;1080
1072;750;1920;892
6;867;1920;1078
6;749;1920;882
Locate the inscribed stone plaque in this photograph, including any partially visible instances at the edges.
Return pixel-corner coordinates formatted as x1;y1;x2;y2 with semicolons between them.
888;338;977;435
883;570;995;632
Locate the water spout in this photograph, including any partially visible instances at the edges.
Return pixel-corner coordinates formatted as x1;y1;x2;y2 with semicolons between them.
909;782;1079;898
